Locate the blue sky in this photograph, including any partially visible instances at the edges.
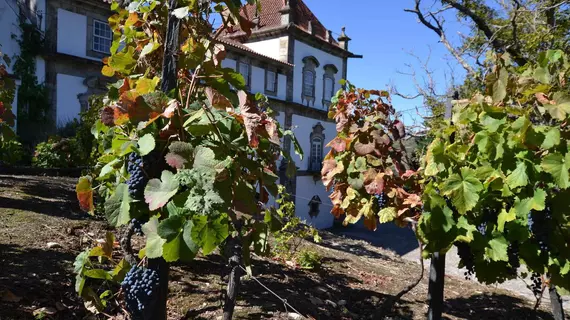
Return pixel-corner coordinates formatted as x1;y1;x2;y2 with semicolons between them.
304;0;468;126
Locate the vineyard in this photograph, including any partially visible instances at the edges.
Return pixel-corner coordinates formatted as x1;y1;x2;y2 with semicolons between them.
1;0;570;319
0;174;561;319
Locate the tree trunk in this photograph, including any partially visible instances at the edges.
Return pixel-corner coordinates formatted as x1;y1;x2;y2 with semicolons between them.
549;284;565;320
223;235;243;320
427;252;446;320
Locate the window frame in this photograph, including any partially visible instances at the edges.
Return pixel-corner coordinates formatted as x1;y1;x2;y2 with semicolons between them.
237;58;251;89
308;122;325;172
265;69;278;96
303;70;316;98
92;19;112;54
322;64;339;107
301;56;320;105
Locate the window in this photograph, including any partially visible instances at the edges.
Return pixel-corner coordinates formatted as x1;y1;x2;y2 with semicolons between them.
265;70;277;95
308;122;325;172
238;60;251;88
324;77;334;101
303;70;315;97
301;56;320;105
308;195;322;218
323;64;339;107
93;20;112;54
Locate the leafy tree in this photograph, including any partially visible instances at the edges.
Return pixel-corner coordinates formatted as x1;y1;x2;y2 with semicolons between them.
0;44;16;144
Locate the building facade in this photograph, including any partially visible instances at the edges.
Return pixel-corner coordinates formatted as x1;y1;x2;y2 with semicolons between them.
1;0;361;229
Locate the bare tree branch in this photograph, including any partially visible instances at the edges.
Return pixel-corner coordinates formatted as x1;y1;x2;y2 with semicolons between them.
440;0;529;66
404;0;480;80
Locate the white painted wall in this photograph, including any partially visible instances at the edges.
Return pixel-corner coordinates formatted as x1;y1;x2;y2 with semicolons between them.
290;114;335;170
56;74;86;127
221;58;287;101
57;9;88;59
243;37;284;61
0;0;23;75
293;40;343;110
295;176;334;229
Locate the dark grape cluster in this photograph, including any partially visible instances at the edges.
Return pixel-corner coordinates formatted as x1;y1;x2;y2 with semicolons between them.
507;242;520;273
530;273;543;296
456;242;475;280
121;266;159;317
127;153;149;198
529;208;552;252
131;219;144;236
477;222;487;235
375;192;387;209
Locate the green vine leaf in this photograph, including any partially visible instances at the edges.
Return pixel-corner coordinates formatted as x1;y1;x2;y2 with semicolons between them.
191;214;229;255
104;184;131;227
145;171;180;211
505;162;529;189
378;207;397;224
541;153;570;189
137;133;155;156
142;216;166;259
441;167;483;214
485;235;509;262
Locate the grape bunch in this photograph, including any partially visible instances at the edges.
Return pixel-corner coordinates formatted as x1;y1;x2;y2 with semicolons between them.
477;222;487;236
456;242;475;280
375;192;387;209
127;153;149;199
507;242;520;273
529;208;552;252
121;266;160;317
530;273;543;296
131;219;144;236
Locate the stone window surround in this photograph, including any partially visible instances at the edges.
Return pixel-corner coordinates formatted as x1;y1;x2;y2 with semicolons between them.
264;68;278;96
301;56;320;105
322;64;338;107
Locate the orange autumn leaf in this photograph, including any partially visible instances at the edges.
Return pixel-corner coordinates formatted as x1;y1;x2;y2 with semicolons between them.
76;176;94;214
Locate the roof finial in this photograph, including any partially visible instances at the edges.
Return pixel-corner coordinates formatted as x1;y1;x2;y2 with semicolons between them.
337;26;351;50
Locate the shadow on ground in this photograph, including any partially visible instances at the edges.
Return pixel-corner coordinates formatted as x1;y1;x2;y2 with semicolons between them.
444;293;563;320
178;255;414;320
0;175;87;219
0;244;87;320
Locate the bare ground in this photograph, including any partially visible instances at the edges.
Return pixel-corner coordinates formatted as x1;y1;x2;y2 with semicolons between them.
0;174;566;320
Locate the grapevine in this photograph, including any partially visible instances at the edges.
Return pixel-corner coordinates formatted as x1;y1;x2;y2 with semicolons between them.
73;0;302;319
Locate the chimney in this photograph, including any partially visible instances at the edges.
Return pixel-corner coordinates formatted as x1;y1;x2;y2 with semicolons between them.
308;20;314;35
280;0;297;25
327;30;333;43
337;27;351;50
252;6;260;29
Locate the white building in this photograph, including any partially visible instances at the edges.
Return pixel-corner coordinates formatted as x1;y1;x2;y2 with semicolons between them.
1;0;361;229
222;0;362;228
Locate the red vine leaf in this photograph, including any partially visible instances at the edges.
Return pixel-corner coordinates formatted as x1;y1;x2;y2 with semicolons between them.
100;106;115;126
364;170;385;195
390;120;406;140
354;140;375;156
76;176;94;214
535;93;552;105
238;91;262;147
327;137;350;152
205;87;232;110
322;159;344;190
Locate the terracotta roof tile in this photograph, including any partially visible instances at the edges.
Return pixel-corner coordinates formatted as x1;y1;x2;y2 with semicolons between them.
230;0;340;46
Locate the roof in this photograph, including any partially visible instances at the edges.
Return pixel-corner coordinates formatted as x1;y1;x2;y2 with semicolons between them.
226;0;341;48
215;37;294;68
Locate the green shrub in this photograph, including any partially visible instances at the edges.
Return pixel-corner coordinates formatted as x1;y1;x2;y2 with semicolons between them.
33;136;83;168
296;249;322;270
0;140;25;165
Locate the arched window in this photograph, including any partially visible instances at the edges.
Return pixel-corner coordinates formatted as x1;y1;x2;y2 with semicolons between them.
303;70;315;97
308;195;322;218
309;122;325;172
323;64;339;107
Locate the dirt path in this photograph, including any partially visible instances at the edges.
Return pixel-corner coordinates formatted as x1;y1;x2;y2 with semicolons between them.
0;174;566;319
